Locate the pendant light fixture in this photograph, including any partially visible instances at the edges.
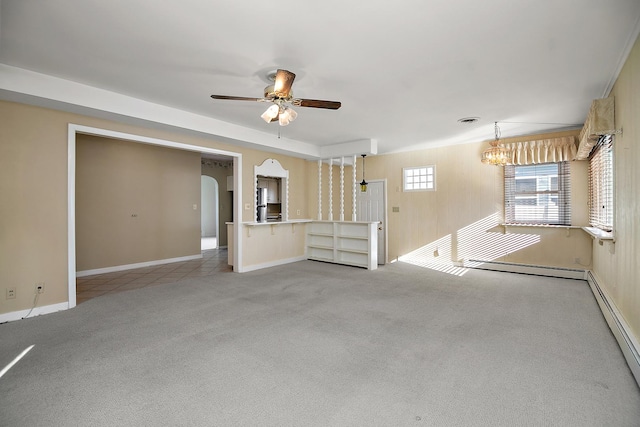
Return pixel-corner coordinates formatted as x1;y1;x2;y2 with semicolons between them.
360;154;368;192
481;122;509;166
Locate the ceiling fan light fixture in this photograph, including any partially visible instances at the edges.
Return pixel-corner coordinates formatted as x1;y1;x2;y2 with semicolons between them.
261;104;280;123
278;106;297;126
286;107;297;121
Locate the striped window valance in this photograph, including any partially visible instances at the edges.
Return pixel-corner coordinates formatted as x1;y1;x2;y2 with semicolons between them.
503;136;577;165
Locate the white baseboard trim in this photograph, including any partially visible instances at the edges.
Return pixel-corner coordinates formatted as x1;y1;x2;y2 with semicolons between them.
0;302;69;324
76;254;203;277
586;271;640;387
240;256;307;273
465;260;586;280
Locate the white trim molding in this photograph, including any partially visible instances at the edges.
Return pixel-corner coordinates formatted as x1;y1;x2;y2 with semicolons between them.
240;256;307;273
0;302;69;324
76;254;203;278
586;271;640;387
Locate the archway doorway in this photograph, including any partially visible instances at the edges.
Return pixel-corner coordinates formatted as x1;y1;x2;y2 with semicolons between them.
201;175;219;250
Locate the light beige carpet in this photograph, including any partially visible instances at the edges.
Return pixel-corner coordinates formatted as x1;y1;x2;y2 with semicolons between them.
1;260;639;426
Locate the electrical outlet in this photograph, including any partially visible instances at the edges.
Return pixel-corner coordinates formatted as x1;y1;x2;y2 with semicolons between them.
6;287;16;299
35;283;45;294
574;257;580;264
296;209;301;215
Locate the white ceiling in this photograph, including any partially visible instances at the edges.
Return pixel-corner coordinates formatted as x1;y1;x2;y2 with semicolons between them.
1;0;640;159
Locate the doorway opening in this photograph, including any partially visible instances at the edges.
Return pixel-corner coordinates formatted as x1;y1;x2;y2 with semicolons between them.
68;124;243;309
201;175;219;250
356;179;387;265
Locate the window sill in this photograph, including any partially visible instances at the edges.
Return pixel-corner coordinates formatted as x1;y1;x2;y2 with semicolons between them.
582;227;615;242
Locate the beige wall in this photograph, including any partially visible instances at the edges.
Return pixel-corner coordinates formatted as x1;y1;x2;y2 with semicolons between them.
0;100;311;315
308;131;591;268
76;135;201;271
593;34;640;342
0;102;70;314
201;161;233;246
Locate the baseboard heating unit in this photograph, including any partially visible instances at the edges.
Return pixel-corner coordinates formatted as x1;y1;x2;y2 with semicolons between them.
586;271;640;387
465;260;585;280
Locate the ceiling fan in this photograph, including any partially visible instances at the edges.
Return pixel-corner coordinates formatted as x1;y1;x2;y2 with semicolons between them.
210;69;341;126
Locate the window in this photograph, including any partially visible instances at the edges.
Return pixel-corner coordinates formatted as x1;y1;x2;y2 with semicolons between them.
588;135;613;231
403;166;435;191
504;162;571;225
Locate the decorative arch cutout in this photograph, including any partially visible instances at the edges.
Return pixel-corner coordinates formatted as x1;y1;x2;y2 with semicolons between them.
255;158;288;178
254;158;289;222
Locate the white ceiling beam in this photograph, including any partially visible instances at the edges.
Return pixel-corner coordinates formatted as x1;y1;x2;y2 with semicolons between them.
0;64;324;158
320;139;377;159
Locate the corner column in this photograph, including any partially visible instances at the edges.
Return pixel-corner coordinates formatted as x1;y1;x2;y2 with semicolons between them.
317;159;322;220
352;155;357;221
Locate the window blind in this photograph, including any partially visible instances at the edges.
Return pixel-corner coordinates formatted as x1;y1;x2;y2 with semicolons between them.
505;162;571;225
588;135;613;231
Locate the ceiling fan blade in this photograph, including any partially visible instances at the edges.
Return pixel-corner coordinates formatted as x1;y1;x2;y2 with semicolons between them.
295;98;342;110
273;69;296;98
210;95;262;102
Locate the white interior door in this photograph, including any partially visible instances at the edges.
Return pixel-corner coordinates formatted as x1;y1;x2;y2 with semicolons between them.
356;180;386;264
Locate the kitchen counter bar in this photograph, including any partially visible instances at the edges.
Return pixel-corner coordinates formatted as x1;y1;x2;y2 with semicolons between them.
226;220;311;272
227;219;313;226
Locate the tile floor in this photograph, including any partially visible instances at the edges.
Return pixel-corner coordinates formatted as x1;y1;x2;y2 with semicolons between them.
75;249;231;304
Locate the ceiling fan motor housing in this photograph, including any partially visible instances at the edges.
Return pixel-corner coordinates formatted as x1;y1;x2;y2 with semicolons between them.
263;85;292;100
